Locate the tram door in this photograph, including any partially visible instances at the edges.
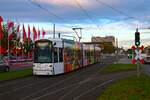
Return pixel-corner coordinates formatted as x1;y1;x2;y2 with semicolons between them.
53;41;64;74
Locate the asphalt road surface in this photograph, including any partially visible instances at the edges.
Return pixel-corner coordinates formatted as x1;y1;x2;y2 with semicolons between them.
0;56;136;100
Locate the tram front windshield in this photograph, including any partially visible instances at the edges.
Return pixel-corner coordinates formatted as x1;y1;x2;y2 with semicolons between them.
34;41;52;63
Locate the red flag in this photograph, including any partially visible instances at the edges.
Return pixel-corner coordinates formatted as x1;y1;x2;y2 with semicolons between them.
0;45;7;54
22;24;27;42
17;24;20;32
0;16;3;40
38;28;40;39
16;24;20;41
42;28;46;38
7;20;14;30
28;24;30;39
33;26;37;41
7;20;14;40
0;16;3;22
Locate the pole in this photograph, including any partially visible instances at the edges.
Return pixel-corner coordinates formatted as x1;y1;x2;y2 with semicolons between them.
21;32;23;60
0;29;1;60
137;46;140;78
135;28;140;78
28;39;30;59
53;24;55;39
8;33;10;65
116;38;118;63
15;41;17;61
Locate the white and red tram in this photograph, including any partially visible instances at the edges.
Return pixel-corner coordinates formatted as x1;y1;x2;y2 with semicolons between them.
33;38;101;75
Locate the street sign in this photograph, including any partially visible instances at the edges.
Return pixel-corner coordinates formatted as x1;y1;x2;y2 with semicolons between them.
131;45;144;64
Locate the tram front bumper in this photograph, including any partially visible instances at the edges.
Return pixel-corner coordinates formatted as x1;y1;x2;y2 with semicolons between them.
33;63;54;75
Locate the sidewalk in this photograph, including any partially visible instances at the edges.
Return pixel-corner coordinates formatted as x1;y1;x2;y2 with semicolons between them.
117;57;150;76
9;62;33;71
142;64;150;76
116;57;132;64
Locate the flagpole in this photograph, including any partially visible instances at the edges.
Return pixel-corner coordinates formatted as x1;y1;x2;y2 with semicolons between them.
0;16;2;60
15;26;17;61
28;38;30;59
21;26;23;61
8;30;10;65
28;25;30;59
0;26;1;59
21;29;23;61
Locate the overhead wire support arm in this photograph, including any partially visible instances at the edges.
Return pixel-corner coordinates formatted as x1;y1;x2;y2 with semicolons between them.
72;28;83;42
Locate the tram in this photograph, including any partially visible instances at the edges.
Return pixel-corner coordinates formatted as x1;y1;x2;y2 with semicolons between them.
33;38;101;75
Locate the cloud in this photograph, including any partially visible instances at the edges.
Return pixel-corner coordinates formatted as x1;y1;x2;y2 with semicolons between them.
36;0;93;8
0;0;150;48
119;37;150;49
0;0;149;24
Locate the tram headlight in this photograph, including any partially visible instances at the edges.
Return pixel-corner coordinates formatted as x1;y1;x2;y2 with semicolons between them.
33;64;36;67
48;65;52;67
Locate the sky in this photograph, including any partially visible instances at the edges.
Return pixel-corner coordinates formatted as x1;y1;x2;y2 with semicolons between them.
0;0;150;49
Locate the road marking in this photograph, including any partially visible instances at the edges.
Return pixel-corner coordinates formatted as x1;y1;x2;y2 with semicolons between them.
20;74;77;100
0;63;106;99
30;69;106;100
0;78;50;96
58;78;92;100
0;76;34;88
31;78;92;100
73;79;114;100
20;65;104;100
31;82;79;100
20;70;94;100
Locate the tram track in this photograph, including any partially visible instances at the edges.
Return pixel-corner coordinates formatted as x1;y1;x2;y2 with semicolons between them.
0;56;118;100
0;63;107;100
20;63;107;100
25;71;136;100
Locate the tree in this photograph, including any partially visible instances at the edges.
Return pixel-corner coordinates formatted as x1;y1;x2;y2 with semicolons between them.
101;42;115;54
1;24;20;57
22;38;33;58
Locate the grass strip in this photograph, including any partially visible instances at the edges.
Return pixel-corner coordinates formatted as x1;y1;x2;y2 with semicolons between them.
102;64;136;73
99;74;150;100
0;68;32;81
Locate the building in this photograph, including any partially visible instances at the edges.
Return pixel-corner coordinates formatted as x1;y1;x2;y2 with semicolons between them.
91;36;115;46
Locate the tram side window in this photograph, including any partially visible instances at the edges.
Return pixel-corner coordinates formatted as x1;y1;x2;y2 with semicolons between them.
54;48;58;62
59;48;63;62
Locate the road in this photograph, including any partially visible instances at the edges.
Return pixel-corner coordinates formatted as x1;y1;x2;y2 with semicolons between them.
0;56;136;100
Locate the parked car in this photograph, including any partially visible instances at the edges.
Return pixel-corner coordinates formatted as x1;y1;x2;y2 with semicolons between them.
143;48;150;64
0;60;9;72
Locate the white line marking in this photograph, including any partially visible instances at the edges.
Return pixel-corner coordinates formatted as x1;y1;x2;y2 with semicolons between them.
31;82;79;100
20;74;76;100
58;78;91;100
0;77;33;88
0;78;50;96
73;79;114;100
21;65;104;100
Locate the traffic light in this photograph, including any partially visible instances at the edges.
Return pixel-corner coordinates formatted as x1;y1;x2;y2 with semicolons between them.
135;31;140;46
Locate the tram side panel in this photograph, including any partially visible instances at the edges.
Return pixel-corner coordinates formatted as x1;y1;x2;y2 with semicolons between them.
82;44;94;66
75;42;83;69
94;45;101;63
82;44;101;66
63;39;82;73
88;44;95;64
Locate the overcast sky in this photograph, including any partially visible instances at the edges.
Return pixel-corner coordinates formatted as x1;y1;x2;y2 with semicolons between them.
0;0;150;48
